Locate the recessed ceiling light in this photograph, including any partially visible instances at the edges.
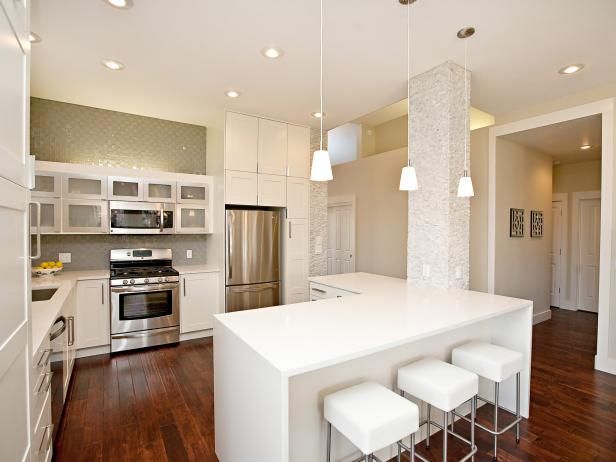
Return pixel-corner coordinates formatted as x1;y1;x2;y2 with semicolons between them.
102;59;125;71
29;32;42;43
105;0;133;8
580;144;592;150
262;48;283;59
311;112;326;118
558;64;584;75
225;90;241;98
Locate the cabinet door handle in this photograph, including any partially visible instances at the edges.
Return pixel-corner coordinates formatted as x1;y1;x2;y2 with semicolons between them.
312;288;326;294
36;371;53;394
68;316;75;346
39;424;54;454
36;348;52;367
101;282;105;304
29;202;41;259
183;278;186;297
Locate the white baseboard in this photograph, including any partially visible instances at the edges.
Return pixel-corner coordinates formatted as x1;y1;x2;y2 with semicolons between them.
533;309;552;325
558;302;578;311
595;355;616;375
180;329;213;342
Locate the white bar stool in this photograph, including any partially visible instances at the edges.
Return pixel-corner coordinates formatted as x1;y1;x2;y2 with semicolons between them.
452;342;523;461
397;358;478;462
324;381;420;462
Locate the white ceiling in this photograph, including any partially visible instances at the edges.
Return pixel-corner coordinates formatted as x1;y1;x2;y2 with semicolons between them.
31;0;616;129
502;114;602;164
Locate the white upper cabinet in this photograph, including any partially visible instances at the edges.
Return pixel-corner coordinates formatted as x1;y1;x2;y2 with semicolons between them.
225;170;257;206
0;8;28;187
108;176;143;201
63;173;108;200
30;198;61;234
144;180;176;203
225;112;258;172
286;177;310;219
177;181;209;204
62;199;109;234
257;119;287;175
258;174;286;207
32;172;62;198
287;125;311;178
176;204;210;234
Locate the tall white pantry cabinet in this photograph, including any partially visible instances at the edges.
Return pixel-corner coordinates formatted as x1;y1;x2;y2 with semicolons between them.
224;111;311;303
0;0;34;461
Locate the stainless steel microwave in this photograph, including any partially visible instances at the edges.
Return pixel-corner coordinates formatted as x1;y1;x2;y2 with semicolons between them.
109;201;174;234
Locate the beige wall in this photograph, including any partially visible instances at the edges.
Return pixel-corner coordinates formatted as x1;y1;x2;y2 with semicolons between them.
374;115;408;154
495;138;553;316
469;128;490;292
329;148;407;278
552;159;602;309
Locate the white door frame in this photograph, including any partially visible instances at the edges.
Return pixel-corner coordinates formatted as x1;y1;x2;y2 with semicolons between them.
552;193;571;309
327;195;356;273
488;98;615;374
571;190;601;311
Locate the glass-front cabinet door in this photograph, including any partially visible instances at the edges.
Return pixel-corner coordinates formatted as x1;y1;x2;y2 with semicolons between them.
32;171;62;198
30;198;61;234
62;173;108;200
108;176;143;201
144;180;176;203
175;205;209;234
177;181;209;204
62;199;109;233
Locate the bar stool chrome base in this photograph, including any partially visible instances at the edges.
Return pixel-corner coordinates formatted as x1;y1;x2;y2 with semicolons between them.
326;423;415;462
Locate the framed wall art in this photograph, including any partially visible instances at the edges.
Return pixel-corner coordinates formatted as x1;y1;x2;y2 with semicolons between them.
510;208;524;237
531;210;544;238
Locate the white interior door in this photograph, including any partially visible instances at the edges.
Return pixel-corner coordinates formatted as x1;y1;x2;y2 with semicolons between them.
551;202;563;307
578;198;601;312
327;204;355;275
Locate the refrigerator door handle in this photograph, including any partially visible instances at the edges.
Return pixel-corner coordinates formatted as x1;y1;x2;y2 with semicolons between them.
227;214;233;280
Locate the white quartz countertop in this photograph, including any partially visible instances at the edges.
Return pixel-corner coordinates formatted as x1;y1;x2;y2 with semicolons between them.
31;270;109;355
174;264;220;275
214;272;533;377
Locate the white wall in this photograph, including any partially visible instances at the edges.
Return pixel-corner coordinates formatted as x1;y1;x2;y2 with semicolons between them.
328;147;408;278
494;138;553;317
327;123;362;166
470;128;489;292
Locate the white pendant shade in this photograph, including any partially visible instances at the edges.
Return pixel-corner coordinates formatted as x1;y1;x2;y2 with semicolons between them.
457;175;474;197
311;150;333;181
399;165;418;191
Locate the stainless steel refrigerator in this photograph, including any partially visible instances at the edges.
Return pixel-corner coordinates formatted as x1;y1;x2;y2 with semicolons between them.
225;209;281;312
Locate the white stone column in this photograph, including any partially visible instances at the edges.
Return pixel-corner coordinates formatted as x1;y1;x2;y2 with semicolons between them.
407;61;470;289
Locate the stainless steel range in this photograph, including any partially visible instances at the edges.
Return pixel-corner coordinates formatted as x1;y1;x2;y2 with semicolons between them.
110;248;180;353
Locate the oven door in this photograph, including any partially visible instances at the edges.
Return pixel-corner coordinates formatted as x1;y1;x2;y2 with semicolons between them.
110;282;179;334
109;201;174;234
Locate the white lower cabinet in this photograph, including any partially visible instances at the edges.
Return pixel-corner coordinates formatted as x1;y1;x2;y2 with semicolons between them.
225;170;258;205
75;279;110;349
180;272;220;333
283;219;310;304
32;391;52;462
258;174;286;207
62;288;77;399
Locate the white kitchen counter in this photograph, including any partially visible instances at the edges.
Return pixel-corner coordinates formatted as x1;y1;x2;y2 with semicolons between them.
174;264;220;275
214;272;533;462
31;270;109;355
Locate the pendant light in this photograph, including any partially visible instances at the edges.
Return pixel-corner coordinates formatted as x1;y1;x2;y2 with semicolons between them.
310;0;333;182
399;0;418;191
457;27;475;198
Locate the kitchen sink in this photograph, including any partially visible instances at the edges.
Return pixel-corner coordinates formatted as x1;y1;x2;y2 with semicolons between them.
32;288;58;302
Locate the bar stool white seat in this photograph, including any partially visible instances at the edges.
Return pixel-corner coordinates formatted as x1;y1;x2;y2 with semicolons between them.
398;358;478;462
452;342;523;461
324;381;420;462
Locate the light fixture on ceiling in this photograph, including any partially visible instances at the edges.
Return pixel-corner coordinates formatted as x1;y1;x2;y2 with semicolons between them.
399;0;418;191
310;0;333;182
558;64;584;75
580;144;592;150
29;32;42;43
262;47;283;59
457;26;475;198
225;90;241;98
102;59;125;71
105;0;133;9
311;111;326;118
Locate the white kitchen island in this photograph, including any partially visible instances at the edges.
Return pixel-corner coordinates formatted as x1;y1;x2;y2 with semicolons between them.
214;273;533;462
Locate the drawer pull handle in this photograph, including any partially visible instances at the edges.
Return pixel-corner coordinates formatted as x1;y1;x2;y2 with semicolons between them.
311;288;326;294
37;348;52;367
39;424;54;454
36;371;53;394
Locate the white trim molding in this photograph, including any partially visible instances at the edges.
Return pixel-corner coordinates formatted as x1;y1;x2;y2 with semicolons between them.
488;98;615;374
327;195;357;274
552;193;573;310
533;309;552;325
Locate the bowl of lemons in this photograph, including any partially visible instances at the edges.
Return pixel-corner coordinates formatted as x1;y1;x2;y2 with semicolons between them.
32;261;64;277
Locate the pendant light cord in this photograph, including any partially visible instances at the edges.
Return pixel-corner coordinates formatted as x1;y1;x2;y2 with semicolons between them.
406;0;411;167
319;0;324;151
464;37;468;175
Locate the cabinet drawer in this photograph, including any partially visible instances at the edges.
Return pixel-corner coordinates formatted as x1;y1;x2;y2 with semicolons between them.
32;391;52;462
309;283;357;299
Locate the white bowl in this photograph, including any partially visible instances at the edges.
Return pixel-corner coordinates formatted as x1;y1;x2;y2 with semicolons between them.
32;267;63;277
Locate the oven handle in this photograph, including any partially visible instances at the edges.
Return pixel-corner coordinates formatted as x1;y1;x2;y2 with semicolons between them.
159;210;164;233
112;326;179;339
110;282;179;294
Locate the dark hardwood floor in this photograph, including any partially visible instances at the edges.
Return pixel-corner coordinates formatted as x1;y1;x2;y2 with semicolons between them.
54;308;616;462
